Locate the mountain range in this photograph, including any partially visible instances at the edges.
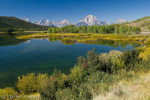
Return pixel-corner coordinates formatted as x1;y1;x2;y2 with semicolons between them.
23;15;127;27
35;20;54;26
1;16;150;32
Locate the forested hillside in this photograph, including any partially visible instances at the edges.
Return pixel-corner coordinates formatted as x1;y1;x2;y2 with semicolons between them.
128;16;150;32
0;16;50;32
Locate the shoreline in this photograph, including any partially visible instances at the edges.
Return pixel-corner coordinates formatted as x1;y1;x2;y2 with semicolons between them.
16;33;150;45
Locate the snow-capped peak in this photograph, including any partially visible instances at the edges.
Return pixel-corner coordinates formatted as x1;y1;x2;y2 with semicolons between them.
116;19;127;24
79;15;107;26
34;15;108;27
35;19;54;26
22;17;30;22
61;19;71;24
52;19;71;27
34;19;71;27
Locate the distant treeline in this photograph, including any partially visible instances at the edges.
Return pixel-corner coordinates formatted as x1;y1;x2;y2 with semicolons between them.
48;24;141;34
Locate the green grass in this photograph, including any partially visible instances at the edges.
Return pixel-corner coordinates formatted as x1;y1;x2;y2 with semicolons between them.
17;33;150;45
131;16;150;23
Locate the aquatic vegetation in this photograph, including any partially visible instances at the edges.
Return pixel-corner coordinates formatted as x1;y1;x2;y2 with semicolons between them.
61;38;76;45
61;38;76;43
77;38;99;43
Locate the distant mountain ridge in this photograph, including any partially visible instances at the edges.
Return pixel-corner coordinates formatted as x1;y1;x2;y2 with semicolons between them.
35;20;55;26
35;19;72;27
34;15;108;27
52;19;72;27
74;22;89;27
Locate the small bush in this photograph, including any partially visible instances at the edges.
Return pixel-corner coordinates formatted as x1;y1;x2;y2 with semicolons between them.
40;78;57;100
0;87;18;100
76;84;92;100
139;47;150;62
69;65;85;86
122;50;140;70
55;88;76;100
148;25;150;30
99;50;123;73
16;73;47;94
87;49;100;68
146;38;150;44
40;69;68;100
16;73;38;94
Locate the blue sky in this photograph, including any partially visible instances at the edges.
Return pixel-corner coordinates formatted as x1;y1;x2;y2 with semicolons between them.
0;0;150;23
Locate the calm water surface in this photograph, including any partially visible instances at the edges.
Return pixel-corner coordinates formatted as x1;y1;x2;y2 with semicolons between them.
0;34;140;88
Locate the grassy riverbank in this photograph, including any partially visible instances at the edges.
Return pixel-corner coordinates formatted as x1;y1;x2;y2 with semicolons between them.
16;33;150;45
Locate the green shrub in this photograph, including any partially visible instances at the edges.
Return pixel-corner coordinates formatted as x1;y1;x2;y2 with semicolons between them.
148;25;150;30
139;47;150;62
0;87;18;100
87;49;100;68
77;56;88;70
51;69;67;89
39;49;144;100
75;84;92;100
99;50;124;73
16;73;47;94
69;65;85;86
16;73;38;94
55;88;76;100
84;70;114;95
146;38;150;44
40;78;57;100
122;50;141;70
39;69;68;100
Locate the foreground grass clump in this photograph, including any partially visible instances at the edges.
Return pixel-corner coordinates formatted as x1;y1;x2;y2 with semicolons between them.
93;71;150;100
